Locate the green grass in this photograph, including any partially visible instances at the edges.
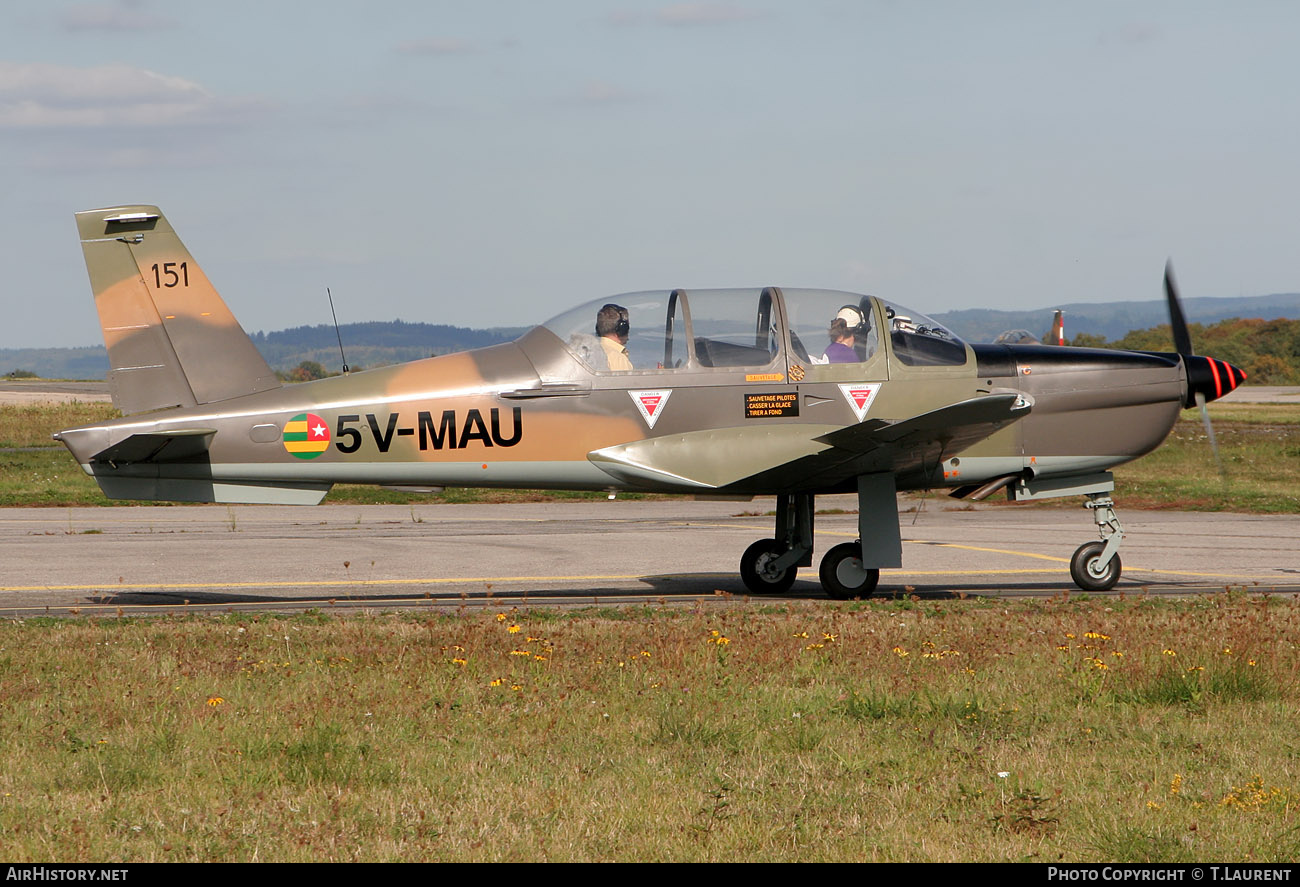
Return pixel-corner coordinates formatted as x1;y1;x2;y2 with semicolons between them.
2;596;1300;861
1114;406;1300;512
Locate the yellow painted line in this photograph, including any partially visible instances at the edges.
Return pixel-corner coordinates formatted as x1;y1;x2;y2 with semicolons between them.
0;574;653;593
2;562;1260;594
908;541;1068;563
686;522;1266;580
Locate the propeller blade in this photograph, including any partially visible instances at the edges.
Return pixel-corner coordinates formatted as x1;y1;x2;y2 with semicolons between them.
1164;260;1194;356
1194;390;1227;480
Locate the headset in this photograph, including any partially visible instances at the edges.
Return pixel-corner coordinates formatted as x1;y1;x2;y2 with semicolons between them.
835;304;869;336
596;304;630;338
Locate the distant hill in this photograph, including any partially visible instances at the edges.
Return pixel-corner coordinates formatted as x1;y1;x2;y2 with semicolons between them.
935;293;1300;343
248;321;517;373
0;321;523;380
5;295;1300;380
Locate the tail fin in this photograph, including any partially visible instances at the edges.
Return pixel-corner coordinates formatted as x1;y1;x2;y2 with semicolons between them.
1049;310;1065;346
75;205;280;414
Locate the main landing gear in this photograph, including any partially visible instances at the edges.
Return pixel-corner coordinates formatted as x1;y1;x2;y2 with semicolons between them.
1069;494;1124;591
738;487;892;600
739;492;813;595
819;542;880;599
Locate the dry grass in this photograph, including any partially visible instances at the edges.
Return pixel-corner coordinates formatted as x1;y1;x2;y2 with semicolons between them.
1115;406;1300;513
2;595;1300;861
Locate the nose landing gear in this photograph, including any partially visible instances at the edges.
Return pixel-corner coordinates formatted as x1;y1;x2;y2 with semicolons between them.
1070;494;1124;591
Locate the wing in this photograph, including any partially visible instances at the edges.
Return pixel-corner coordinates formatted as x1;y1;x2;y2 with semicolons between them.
587;393;1030;491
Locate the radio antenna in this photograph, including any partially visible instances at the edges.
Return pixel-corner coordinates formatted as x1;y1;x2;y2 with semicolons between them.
327;287;350;374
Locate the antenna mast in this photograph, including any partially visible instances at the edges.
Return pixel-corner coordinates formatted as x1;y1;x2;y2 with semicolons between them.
327;287;350;374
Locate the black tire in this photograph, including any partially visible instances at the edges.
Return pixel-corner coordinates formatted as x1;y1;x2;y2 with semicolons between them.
819;541;880;600
1070;541;1121;591
740;538;797;595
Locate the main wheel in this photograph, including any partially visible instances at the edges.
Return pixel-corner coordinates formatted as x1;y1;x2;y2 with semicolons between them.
740;538;798;594
819;541;880;600
1070;541;1121;591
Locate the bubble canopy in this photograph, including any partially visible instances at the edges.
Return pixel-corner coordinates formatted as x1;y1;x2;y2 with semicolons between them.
538;288;967;373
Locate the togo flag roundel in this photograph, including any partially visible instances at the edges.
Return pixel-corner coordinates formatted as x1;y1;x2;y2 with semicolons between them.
283;412;331;459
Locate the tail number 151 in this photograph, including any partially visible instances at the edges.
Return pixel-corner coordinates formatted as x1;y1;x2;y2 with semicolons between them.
151;262;189;288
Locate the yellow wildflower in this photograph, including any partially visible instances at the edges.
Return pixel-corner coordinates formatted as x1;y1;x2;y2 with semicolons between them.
206;696;225;707
507;624;521;634
495;613;506;622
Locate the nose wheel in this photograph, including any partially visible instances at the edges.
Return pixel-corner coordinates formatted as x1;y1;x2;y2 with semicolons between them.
1070;540;1122;591
1070;494;1124;591
819;541;879;599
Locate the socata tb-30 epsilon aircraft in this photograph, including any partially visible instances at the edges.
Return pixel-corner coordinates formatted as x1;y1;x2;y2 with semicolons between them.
56;205;1246;598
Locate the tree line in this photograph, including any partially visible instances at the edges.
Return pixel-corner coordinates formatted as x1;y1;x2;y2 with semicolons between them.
1068;317;1300;384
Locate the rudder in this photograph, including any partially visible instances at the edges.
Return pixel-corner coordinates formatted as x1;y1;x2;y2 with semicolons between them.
75;205;280;414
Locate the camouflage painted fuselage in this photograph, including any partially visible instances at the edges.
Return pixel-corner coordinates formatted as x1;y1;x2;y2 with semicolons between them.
56;206;1243;507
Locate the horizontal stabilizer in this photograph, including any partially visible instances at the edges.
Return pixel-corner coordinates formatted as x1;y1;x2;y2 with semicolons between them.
92;429;216;465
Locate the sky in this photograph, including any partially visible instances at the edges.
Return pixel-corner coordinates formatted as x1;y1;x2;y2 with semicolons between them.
2;0;1298;348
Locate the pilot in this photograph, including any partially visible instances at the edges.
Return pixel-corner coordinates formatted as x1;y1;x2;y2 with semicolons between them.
596;303;632;371
823;305;868;363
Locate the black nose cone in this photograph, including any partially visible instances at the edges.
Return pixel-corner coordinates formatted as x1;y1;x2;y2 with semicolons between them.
1184;356;1247;407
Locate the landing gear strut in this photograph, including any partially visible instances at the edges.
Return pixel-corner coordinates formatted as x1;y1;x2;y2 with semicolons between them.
1070;494;1124;591
739;493;813;594
739;474;901;598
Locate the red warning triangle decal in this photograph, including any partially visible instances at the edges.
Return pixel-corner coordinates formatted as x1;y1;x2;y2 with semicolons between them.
629;389;672;428
837;383;880;422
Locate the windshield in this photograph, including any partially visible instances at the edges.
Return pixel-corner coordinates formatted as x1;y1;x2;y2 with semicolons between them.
879;300;968;367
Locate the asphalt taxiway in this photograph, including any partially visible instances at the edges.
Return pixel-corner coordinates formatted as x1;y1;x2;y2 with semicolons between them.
1;499;1296;616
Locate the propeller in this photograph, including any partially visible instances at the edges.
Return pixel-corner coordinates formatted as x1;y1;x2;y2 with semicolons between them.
1164;261;1234;478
